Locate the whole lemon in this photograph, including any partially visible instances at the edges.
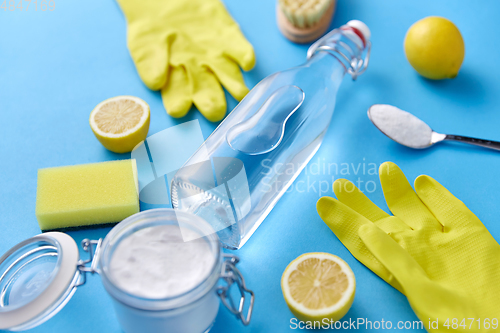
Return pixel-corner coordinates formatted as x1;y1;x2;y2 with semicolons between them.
404;16;465;80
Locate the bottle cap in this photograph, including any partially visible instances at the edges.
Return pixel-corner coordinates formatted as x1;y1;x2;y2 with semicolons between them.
347;20;371;41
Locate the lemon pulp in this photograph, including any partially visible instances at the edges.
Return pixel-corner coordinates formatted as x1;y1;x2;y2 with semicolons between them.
90;96;150;153
281;252;355;322
94;99;145;134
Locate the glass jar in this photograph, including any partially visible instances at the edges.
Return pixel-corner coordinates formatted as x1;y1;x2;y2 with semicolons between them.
0;209;254;332
99;209;251;333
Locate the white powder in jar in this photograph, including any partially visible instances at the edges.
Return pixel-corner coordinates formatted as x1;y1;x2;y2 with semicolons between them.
109;225;216;299
369;104;433;148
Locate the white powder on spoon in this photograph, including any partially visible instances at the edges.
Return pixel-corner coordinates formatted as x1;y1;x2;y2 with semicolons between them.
368;104;433;148
110;225;216;299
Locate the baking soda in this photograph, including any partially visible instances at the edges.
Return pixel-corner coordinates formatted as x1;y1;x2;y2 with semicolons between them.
369;105;433;148
110;225;216;299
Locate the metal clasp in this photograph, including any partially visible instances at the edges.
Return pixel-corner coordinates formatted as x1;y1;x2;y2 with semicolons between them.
216;254;255;326
307;28;371;81
347;40;371;80
75;238;102;287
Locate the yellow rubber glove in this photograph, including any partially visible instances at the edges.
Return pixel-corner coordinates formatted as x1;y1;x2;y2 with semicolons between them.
317;162;500;332
117;0;256;122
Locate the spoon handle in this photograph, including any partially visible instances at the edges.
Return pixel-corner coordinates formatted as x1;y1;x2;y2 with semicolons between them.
445;135;500;151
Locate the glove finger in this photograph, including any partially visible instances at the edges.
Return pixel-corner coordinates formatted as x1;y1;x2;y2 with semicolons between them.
207;59;249;101
317;197;404;293
161;65;192;118
379;162;441;231
190;65;227;122
206;0;255;71
128;25;171;91
222;39;256;72
359;223;428;293
333;179;411;233
375;216;412;234
359;224;477;325
415;175;482;229
334;178;390;222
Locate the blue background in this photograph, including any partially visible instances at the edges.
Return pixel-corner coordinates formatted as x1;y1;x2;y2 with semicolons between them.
1;0;499;332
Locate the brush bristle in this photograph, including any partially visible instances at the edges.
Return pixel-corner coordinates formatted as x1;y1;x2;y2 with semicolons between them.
279;0;332;28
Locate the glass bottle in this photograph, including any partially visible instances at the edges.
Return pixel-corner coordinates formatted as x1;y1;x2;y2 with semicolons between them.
171;20;372;249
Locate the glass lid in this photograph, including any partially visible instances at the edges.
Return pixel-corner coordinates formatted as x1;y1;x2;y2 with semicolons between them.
0;232;79;331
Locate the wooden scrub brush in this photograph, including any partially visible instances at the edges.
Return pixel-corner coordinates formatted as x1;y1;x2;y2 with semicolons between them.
277;0;336;43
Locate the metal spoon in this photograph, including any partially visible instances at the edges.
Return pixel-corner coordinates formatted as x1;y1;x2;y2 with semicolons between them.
368;104;500;151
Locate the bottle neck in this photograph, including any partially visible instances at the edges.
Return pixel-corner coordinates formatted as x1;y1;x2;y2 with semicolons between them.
306;27;369;81
305;51;347;82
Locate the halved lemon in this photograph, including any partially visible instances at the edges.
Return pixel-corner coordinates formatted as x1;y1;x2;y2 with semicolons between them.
281;252;356;322
90;96;150;153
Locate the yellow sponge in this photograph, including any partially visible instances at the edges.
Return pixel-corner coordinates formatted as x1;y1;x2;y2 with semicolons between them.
36;160;139;230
